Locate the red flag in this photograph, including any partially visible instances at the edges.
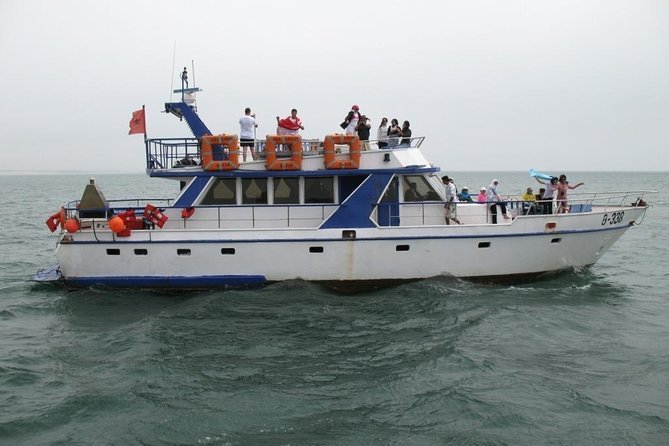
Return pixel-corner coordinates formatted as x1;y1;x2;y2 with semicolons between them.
128;108;146;135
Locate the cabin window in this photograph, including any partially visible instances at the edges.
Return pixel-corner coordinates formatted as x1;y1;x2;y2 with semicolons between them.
378;176;399;227
402;175;439;202
339;175;367;202
381;177;399;202
305;177;334;204
242;178;267;205
201;178;237;205
273;177;300;204
134;249;148;255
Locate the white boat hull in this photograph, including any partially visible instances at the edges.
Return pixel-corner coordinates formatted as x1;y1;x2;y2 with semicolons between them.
55;206;644;288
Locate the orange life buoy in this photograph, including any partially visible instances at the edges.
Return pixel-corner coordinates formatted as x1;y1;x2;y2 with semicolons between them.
45;208;67;232
265;134;303;170
143;204;169;228
200;134;239;171
323;134;361;169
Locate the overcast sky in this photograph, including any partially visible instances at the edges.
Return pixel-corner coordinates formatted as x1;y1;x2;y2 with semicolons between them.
1;0;667;173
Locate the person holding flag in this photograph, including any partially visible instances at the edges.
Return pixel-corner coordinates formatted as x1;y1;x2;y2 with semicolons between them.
276;109;304;135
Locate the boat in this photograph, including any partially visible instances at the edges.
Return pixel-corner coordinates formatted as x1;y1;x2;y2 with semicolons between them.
36;73;652;290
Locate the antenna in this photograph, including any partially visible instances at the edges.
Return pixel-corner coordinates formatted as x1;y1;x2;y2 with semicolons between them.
170;41;177;101
191;59;196;87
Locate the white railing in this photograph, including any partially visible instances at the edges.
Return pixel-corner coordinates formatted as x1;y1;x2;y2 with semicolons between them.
374;191;653;227
147;136;426;169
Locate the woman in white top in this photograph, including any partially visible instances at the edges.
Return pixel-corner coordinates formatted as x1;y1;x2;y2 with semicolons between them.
343;105;360;135
377;117;388;149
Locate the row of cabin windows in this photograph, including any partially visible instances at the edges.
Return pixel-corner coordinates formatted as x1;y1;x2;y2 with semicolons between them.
201;177;336;206
198;174;443;206
106;239;563;256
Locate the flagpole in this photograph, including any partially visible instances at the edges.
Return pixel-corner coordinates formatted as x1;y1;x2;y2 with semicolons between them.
142;105;147;143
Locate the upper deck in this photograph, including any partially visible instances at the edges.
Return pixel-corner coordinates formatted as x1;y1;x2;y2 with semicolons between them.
145;136;434;178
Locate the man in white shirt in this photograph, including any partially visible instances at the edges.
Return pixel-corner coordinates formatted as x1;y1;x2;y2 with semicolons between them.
442;175;461;225
239;107;258;161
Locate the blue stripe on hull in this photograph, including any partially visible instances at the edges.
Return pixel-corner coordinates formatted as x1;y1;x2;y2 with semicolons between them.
65;223;631;246
65;275;267;289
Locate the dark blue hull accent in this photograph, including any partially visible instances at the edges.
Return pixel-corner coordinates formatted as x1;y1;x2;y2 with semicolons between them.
64;275;267;289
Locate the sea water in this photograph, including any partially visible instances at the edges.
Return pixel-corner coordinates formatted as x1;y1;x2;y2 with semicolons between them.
1;172;668;445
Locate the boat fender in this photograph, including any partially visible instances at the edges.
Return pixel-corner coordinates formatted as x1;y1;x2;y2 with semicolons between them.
108;216;125;234
64;218;80;233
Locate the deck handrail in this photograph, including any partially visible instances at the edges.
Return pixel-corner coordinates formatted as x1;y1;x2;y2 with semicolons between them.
146;136;426;171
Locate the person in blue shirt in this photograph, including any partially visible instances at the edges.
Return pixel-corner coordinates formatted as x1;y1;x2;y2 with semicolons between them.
457;186;473;202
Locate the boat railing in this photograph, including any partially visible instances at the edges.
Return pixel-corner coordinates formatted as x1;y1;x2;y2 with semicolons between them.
505;191;652;214
65;190;651;232
146;137;200;169
63;198;174;220
69;202;339;233
145;136;426;170
374;190;652;227
161;204;340;230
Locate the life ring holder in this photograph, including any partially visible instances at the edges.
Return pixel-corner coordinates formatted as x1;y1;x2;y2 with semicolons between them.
200;134;240;171
265;134;303;170
323;134;361;169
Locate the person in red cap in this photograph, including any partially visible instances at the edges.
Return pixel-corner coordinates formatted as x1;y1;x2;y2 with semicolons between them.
341;104;361;135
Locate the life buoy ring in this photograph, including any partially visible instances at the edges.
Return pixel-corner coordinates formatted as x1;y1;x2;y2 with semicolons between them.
265;134;303;170
323;134;361;169
200;134;239;171
45;208;66;232
143;204;169;228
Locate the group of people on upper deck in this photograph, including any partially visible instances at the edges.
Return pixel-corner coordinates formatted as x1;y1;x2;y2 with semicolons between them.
340;105;412;150
237;105;413;161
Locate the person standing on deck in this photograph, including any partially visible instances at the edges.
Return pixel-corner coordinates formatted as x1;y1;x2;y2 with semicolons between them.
387;119;402;147
239;107;258;162
342;105;361;135
377;117;389;149
276;109;304;135
535;176;559;214
556;174;584;213
442;175;462;225
398;120;412;147
356;115;372;151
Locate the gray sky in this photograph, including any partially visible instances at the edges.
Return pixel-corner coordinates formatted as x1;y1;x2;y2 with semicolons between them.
1;0;667;173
